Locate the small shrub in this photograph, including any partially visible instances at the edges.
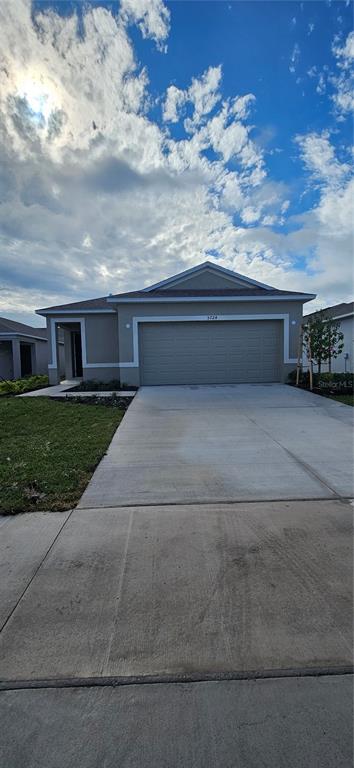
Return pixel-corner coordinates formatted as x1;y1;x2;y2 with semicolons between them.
59;394;132;409
0;374;49;396
288;370;353;392
69;379;121;392
287;369;298;384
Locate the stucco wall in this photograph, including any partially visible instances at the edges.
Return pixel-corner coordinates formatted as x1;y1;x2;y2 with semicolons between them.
44;300;307;386
46;313;119;383
163;271;251;291
33;339;49;375
0;341;13;379
306;315;354;374
115;299;305;387
85;314;119;364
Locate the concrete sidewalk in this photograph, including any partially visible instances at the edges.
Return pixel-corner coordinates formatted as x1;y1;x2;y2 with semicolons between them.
1;675;352;768
0;500;352;681
79;384;354;508
0;500;352;766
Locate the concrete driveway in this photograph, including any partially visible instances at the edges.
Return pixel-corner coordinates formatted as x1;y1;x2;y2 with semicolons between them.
1;384;353;767
79;384;354;507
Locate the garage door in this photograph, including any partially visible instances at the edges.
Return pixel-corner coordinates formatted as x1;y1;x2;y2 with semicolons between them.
139;320;282;385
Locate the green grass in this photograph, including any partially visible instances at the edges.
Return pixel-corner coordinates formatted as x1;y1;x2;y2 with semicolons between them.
0;398;124;513
329;393;354;406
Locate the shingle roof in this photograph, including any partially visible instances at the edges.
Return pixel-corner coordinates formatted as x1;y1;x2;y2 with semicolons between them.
109;287;309;299
0;316;48;338
37;296;112;313
37;285;314;314
305;301;354;320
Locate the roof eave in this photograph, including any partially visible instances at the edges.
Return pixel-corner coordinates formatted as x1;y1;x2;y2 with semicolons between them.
107;293;316;304
36;308;115;316
0;332;48;342
333;312;354;320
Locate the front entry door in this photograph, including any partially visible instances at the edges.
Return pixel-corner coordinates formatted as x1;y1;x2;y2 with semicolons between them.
71;331;83;377
20;343;32;377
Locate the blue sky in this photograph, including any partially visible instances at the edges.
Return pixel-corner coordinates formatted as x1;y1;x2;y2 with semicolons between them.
0;0;353;323
141;0;353;214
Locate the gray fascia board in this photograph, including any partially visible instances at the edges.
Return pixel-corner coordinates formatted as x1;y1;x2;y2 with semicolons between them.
332;312;354;320
36;309;115;316
0;332;48;342
107;294;316;304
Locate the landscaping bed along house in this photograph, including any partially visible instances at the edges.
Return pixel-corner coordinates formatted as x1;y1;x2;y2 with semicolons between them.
0;397;126;514
67;379;138;392
0;374;49;396
288;371;354;406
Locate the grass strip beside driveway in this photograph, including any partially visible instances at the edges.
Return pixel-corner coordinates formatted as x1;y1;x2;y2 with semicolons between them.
329;393;354;406
0;398;124;514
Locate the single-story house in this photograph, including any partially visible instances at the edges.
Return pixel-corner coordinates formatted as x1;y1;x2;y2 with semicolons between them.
0;317;49;380
304;301;354;373
0;316;64;381
36;261;315;387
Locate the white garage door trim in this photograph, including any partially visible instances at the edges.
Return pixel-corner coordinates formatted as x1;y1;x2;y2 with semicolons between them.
117;313;296;368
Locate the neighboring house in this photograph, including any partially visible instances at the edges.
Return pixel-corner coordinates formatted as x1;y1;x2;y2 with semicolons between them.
304;301;354;373
36;261;315;387
0;317;64;381
0;317;49;380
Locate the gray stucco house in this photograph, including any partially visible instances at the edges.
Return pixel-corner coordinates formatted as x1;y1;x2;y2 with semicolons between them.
37;261;315;387
0;317;50;380
304;301;354;373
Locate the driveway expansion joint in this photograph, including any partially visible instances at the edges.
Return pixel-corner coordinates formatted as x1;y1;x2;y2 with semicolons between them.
76;495;352;511
1;666;353;692
0;509;73;636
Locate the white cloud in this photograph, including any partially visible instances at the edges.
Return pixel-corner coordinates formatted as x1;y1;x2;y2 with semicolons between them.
162;85;186;123
119;0;170;50
0;0;154;163
295;132;350;186
163;65;222;130
333;30;354;61
82;234;92;248
0;0;352;326
231;94;256;120
316;73;326;95
331;31;354;115
289;43;300;74
186;66;222;129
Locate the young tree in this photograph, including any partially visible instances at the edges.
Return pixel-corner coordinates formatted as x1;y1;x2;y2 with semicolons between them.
302;310;344;377
326;317;345;372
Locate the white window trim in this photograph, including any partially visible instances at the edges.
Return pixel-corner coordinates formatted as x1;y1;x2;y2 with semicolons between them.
118;314;297;369
49;318;86;369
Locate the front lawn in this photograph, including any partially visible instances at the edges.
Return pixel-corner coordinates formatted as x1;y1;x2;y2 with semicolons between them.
329;393;354;406
0;398;125;513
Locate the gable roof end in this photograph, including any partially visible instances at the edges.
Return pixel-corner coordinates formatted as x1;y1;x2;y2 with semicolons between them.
141;261;275;292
